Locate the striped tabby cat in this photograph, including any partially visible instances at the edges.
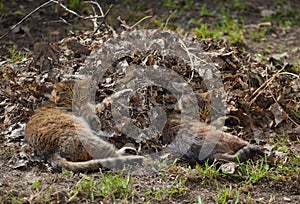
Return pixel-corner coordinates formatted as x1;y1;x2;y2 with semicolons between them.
25;79;143;172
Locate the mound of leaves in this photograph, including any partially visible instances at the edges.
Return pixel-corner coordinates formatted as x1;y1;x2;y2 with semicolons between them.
0;29;299;165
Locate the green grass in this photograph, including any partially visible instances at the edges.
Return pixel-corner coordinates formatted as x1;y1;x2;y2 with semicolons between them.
145;175;188;202
194;8;244;45
291;60;300;74
68;170;133;203
0;1;5;11
237;158;271;185
68;0;83;10
199;4;215;17
11;45;27;63
230;0;245;11
31;181;42;190
215;184;240;204
193;161;221;184
262;0;299;28
246;27;267;42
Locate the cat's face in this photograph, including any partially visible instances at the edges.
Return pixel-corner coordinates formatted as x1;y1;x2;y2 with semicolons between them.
50;79;92;108
50;81;75;107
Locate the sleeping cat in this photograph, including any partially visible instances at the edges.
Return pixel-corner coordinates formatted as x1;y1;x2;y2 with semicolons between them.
162;113;264;163
25;80;144;172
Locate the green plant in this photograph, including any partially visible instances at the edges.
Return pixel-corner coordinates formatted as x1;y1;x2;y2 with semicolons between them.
184;0;195;10
195;23;213;39
295;111;300;119
68;0;82;10
145;175;188;201
62;168;75;178
14;5;24;15
291;60;300;74
11;45;27;63
262;1;299;29
236;157;271;185
31;181;41;190
219;8;244;44
68;170;133;203
215;184;240;204
197;195;203;204
194;161;221;184
230;0;245;11
0;147;15;158
194;8;244;44
164;0;177;10
199;4;214;17
0;1;5;10
247;28;267;42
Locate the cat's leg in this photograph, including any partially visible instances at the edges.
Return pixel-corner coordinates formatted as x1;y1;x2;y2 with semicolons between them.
59;155;145;172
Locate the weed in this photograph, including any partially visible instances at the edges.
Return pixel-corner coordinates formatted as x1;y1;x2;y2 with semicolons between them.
230;0;245;11
184;0;195;10
145;175;188;202
11;45;27;63
164;0;177;10
219;8;244;44
164;0;196;16
31;181;41;190
262;1;299;28
270;151;300;179
199;4;215;17
194;161;221;184
236;157;270;185
215;184;240;204
0;149;5;155
291;60;300;74
10;194;23;204
68;0;82;10
68;170;132;203
247;28;267;42
295;111;300;119
194;8;244;44
0;1;4;10
14;6;24;15
0;147;15;159
62;168;75;178
197;195;204;204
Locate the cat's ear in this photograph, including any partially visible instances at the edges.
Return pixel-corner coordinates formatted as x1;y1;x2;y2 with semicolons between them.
50;85;58;103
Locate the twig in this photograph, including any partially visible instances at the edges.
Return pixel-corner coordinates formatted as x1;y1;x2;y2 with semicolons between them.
0;0;53;40
51;0;104;20
84;1;104;16
268;86;299;127
92;4;113;36
178;38;195;83
129;15;152;30
118;15;152;31
118;16;130;30
248;66;285;105
0;0;105;41
164;10;177;29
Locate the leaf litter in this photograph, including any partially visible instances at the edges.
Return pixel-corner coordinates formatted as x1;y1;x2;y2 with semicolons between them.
0;28;299;203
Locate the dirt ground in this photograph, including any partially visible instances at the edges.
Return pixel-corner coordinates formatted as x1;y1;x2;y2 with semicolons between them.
0;0;299;203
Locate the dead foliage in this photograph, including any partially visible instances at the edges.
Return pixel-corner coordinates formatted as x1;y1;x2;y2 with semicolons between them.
1;28;299;163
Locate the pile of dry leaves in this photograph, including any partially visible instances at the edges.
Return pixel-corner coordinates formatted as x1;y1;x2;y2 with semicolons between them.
0;29;299;167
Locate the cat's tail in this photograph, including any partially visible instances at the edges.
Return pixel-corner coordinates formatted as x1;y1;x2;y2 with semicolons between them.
216;145;265;163
235;145;265;162
53;155;145;172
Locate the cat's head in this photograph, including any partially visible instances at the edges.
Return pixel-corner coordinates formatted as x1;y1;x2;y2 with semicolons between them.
50;79;92;108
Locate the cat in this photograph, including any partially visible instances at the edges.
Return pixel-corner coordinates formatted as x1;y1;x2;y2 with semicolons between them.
25;79;144;172
162;113;264;163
